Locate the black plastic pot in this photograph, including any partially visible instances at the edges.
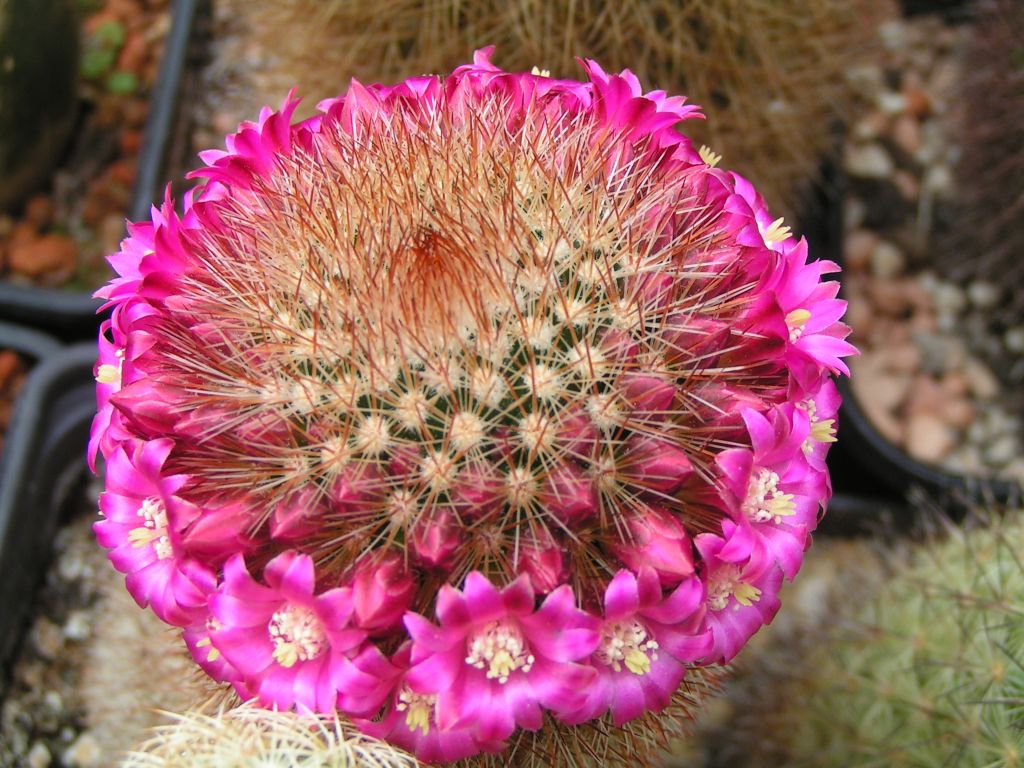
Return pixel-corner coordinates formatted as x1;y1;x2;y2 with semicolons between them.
801;159;1021;512
0;0;204;340
0;342;95;673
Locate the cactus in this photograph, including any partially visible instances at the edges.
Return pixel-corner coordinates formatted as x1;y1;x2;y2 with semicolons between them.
92;55;853;763
123;700;422;768
706;510;1024;767
0;0;78;212
942;0;1024;325
203;0;894;216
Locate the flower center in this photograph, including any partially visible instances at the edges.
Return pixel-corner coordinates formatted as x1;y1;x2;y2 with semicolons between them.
707;564;761;612
95;349;124;386
785;308;811;342
465;620;535;683
741;468;796;524
798;397;837;454
698;144;722;168
127;496;172;560
759;216;792;247
396;685;437;736
268;604;327;667
596;620;659;676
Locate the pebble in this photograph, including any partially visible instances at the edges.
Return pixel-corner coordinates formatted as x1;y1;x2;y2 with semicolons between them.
62;733;102;768
30;619;64;661
870;240;905;279
23;195;55;230
923;163;953;196
892;169;919;200
930;282;966;315
905;413;955;463
984;435;1018;468
63;610;91;642
27;742;51;768
844;143;894;180
1005;326;1024;354
942;398;975;429
843;228;878;272
7;233;77;278
966;280;1000;310
963;358;1000;399
891;115;921;154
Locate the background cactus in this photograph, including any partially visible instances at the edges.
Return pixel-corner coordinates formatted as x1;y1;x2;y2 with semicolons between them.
201;0;894;217
700;509;1024;767
0;0;78;212
941;0;1024;325
123;701;422;768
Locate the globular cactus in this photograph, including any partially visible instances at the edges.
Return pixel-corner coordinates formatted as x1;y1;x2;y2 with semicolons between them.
123;701;422;768
92;54;852;764
203;0;893;216
707;510;1024;767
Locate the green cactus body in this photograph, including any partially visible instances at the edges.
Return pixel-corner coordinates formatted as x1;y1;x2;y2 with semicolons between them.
722;520;1024;767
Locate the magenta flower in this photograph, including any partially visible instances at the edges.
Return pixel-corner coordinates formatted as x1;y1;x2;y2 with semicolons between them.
91;48;854;760
355;644;507;763
562;568;711;726
404;574;598;742
696;522;784;664
715;407;826;578
94;438;214;626
207;552;365;713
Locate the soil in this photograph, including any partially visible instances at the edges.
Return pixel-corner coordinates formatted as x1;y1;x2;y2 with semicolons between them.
840;12;1024;482
0;0;171;293
0;350;28;457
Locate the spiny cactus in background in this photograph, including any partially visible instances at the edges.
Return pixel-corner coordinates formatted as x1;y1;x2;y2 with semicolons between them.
123;701;422;767
942;0;1024;325
93;54;853;764
80;555;213;757
204;0;894;216
706;510;1024;767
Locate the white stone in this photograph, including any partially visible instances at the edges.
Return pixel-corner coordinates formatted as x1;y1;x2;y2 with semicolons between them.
876;90;907;115
1005;326;1024;354
905;413;954;464
63;733;103;768
870;240;905;279
845;143;894;180
964;358;1000;400
985;435;1018;468
931;282;966;316
27;742;51;768
967;280;1000;310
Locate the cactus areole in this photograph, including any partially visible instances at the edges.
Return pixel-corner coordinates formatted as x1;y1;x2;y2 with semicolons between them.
91;50;854;763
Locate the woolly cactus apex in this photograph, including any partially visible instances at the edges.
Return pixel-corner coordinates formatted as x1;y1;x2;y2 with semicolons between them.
709;511;1024;767
205;0;895;217
942;0;1024;324
92;53;853;764
123;701;421;767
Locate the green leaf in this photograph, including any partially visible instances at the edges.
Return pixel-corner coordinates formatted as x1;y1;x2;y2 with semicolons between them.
105;69;138;95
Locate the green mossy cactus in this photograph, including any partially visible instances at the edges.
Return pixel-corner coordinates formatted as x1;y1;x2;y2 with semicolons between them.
710;513;1024;767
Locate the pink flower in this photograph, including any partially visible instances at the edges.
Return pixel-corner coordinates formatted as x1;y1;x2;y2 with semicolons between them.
696;522;783;664
94;438;214;626
403;573;598;742
355;644;506;763
715;407;827;578
612;505;696;587
562;568;711;726
350;552;416;634
208;552;365;712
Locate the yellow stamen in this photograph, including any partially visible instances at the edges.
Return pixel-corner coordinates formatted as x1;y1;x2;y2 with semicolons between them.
698;144;722;168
